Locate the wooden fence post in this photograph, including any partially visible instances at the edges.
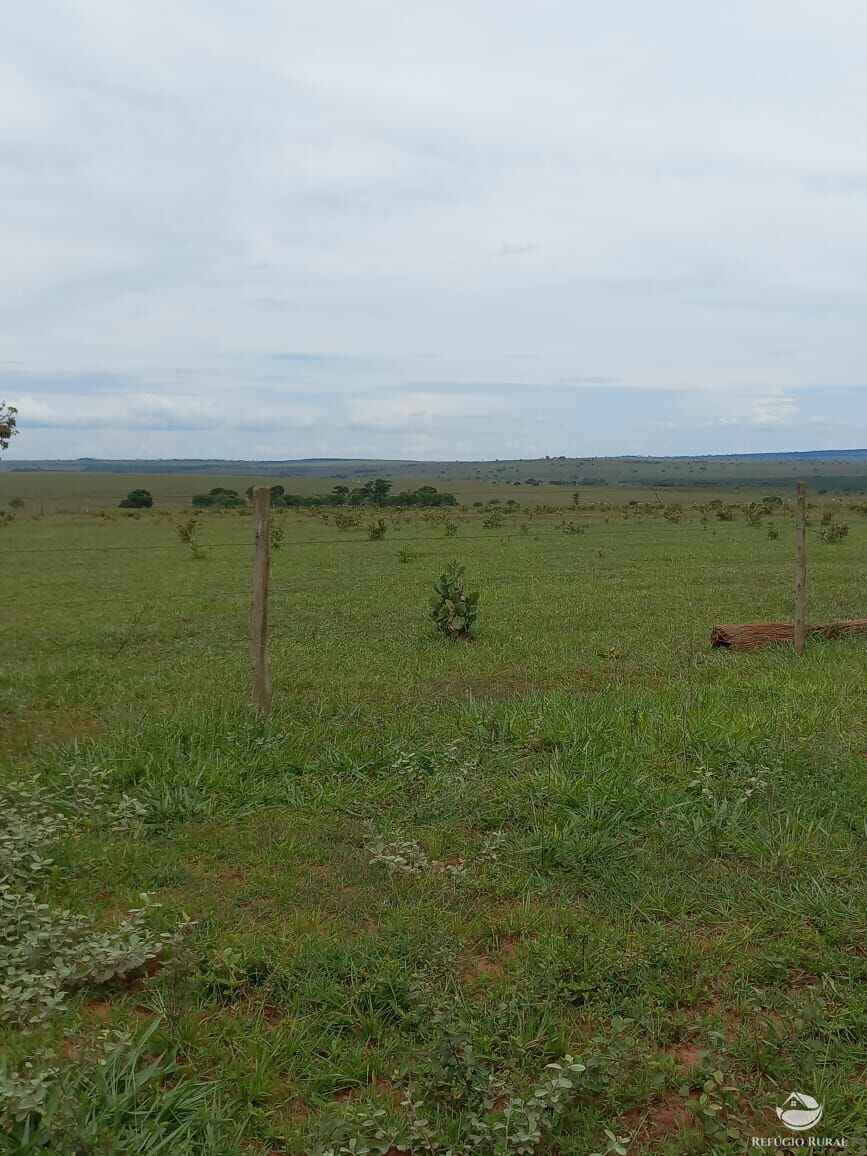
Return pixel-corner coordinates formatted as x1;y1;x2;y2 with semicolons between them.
250;486;272;712
794;480;807;656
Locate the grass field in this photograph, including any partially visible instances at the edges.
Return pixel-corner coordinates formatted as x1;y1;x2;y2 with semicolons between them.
2;448;867;515
2;488;866;1153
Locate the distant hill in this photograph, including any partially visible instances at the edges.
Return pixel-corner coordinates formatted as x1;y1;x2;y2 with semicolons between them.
2;450;867;492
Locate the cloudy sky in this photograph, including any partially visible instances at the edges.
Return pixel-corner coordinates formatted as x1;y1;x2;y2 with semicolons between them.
2;1;867;461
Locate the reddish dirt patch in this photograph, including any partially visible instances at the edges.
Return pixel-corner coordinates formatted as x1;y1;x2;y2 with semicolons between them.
331;1078;403;1108
498;934;521;958
85;999;113;1021
218;869;246;885
372;1078;404;1108
1;709;103;758
463;955;506;983
622;1093;695;1144
667;1043;704;1071
647;1096;694;1139
332;1087;358;1103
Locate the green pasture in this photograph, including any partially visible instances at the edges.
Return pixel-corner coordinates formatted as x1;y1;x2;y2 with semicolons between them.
1;496;866;1153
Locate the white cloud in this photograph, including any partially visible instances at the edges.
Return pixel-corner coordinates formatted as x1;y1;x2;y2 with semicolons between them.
348;392;506;430
13;392;324;433
1;0;867;457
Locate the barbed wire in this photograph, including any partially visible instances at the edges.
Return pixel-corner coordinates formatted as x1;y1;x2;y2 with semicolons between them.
0;527;581;555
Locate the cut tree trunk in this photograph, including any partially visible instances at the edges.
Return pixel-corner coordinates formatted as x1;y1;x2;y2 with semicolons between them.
711;620;867;652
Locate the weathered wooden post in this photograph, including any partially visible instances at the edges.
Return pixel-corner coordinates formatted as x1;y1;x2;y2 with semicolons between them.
250;486;272;712
794;480;807;656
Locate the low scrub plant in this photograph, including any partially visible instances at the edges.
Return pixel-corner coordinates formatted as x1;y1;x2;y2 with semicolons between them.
430;560;479;641
175;515;205;559
1;769;180;1029
334;510;361;531
367;518;388;541
0;1019;221;1152
820;521;849;544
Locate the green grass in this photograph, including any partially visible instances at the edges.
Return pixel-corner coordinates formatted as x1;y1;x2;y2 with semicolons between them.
2;497;866;1153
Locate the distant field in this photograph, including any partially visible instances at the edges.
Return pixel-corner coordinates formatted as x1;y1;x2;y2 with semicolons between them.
2;499;866;1152
2;449;867;514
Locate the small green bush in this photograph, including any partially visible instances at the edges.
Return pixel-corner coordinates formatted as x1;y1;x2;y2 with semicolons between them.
430;560;478;641
821;521;849;544
175;517;205;559
367;519;388;541
334;510;361;531
118;489;153;509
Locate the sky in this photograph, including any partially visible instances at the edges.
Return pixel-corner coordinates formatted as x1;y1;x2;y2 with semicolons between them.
2;0;867;461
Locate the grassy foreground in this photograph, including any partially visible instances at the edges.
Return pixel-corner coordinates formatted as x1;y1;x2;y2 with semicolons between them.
2;498;866;1153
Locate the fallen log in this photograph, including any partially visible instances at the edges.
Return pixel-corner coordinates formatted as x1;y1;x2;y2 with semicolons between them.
712;620;867;652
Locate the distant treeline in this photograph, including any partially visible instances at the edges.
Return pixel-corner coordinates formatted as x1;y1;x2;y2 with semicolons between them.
192;479;458;510
644;475;867;492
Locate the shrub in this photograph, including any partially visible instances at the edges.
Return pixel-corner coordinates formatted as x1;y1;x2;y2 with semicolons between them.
0;769;177;1030
192;487;245;510
118;489;153;509
821;521;849;544
482;509;504;529
9;497;24;510
367;518;388;541
444;519;458;538
767;523;779;540
175;516;205;559
430;560;478;641
397;547;416;564
334;510;360;531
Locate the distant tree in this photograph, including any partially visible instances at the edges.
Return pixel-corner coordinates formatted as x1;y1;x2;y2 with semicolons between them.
118;488;153;509
331;485;350;504
0;402;17;451
193;487;245;509
366;478;392;506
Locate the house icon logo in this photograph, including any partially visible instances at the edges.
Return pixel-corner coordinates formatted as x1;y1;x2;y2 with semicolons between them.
776;1092;823;1131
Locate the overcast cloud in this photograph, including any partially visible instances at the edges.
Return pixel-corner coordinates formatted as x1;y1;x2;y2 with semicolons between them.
2;1;867;460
